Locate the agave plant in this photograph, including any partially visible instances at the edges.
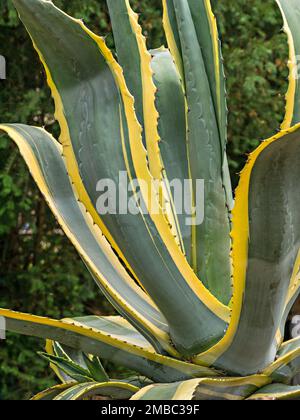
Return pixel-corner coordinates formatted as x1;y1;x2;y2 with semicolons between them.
1;0;300;401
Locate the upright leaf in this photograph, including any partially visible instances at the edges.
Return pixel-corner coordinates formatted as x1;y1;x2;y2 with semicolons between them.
162;0;184;80
107;0;183;254
187;0;233;210
106;0;162;181
151;47;192;263
276;0;300;128
195;124;300;375
165;0;232;303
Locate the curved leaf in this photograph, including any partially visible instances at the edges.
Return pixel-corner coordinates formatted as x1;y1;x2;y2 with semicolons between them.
163;0;233;208
0;123;171;354
131;376;270;401
0;309;221;383
150;47;192;263
187;0;233;210
163;0;232;304
64;316;158;353
264;337;300;384
53;381;139;401
186;0;225;147
107;0;184;258
276;250;300;344
276;0;300;129
162;0;184;80
106;0;161;180
31;384;74;401
12;0;230;357
247;384;300;400
195;124;300;375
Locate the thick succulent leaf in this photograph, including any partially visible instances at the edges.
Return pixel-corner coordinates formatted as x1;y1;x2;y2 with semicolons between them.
162;0;184;80
163;0;233;213
247;384;300;400
64;316;158;353
187;0;233;210
106;0;161;178
39;352;94;383
0;309;221;383
166;0;232;304
264;337;300;384
0;123;172;354
162;0;229;141
53;381;139;401
106;0;143;131
12;0;230;357
276;250;300;344
276;0;300;129
150;47;192;263
195;124;300;375
31;384;74;401
187;0;226;151
47;317;157;383
131;376;270;401
107;0;183;257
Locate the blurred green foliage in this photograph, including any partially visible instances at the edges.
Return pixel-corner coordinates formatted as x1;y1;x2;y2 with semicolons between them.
213;0;288;182
0;0;290;400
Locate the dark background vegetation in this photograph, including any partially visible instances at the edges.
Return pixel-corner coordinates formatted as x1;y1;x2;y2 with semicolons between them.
0;0;296;399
